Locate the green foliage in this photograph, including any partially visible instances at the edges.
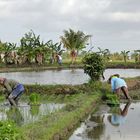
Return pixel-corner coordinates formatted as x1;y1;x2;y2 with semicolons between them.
133;50;140;63
1;42;16;64
21;93;100;140
60;29;90;64
19;30;50;64
29;92;40;105
82;52;105;81
0;121;19;140
105;93;120;106
96;47;110;63
121;50;130;63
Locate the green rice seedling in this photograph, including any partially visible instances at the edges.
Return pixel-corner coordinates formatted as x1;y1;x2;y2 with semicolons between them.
29;92;40;105
106;93;120;106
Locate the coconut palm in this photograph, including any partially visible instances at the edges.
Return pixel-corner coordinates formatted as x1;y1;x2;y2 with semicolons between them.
121;50;130;63
60;29;90;64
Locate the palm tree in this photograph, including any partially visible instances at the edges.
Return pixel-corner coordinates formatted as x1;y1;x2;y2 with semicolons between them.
134;50;140;63
121;50;130;63
60;29;90;64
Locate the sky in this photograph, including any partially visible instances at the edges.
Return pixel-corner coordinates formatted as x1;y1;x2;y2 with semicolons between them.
0;0;140;52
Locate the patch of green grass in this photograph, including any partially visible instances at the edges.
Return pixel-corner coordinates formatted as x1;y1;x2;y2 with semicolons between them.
0;120;19;140
20;92;101;140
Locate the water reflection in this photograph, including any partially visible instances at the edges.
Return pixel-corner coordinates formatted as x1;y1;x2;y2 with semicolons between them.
69;102;140;140
6;107;24;126
0;69;140;85
86;114;105;140
30;105;40;116
0;102;64;125
107;102;131;126
69;105;109;140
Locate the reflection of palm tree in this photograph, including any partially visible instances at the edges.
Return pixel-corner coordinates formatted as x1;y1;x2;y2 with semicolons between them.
6;108;24;126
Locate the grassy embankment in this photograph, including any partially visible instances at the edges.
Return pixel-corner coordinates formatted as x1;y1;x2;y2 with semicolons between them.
20;76;140;140
0;77;140;140
0;81;103;140
0;60;140;73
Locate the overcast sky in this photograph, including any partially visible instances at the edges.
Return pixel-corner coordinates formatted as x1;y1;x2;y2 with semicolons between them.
0;0;140;52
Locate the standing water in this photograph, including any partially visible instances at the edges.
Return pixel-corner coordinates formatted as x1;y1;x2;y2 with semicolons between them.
0;101;64;126
0;69;140;85
69;102;140;140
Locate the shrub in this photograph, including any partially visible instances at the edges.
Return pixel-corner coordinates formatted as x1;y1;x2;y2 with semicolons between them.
82;52;105;81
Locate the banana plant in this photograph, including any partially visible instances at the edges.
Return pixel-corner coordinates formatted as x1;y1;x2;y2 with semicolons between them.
19;30;40;64
2;42;16;64
97;47;110;63
121;50;130;63
47;40;64;63
19;30;50;64
134;50;140;63
0;40;5;63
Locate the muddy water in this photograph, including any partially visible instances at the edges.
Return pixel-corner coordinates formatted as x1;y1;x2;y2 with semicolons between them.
0;101;64;126
69;102;140;140
0;69;140;85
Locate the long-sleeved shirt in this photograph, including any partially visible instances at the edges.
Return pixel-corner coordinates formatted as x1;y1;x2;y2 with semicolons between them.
111;77;127;92
3;79;19;94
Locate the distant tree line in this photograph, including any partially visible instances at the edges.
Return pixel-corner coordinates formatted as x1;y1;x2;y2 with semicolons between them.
0;29;140;65
0;29;90;65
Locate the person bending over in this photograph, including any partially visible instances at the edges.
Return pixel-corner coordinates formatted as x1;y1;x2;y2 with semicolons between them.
0;77;24;107
108;74;131;101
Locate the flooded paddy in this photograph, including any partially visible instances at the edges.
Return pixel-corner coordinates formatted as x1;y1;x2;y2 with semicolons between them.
0;101;64;126
69;102;140;140
0;68;140;85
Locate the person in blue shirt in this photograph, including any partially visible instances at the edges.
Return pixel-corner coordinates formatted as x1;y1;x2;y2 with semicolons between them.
108;74;131;100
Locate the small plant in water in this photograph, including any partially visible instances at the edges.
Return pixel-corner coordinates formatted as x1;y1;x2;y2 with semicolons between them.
106;93;120;106
0;120;19;140
29;92;40;105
